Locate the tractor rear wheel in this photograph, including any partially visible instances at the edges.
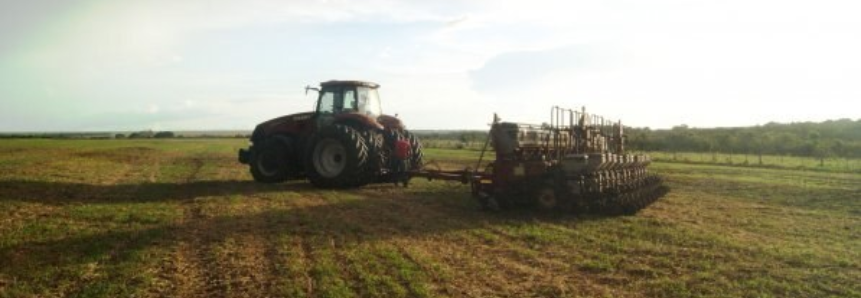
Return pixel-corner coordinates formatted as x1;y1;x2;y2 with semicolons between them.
384;129;424;170
402;130;424;170
250;139;290;183
363;130;385;183
305;124;370;188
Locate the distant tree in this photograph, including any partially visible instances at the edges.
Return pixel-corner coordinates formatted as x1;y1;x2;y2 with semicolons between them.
626;129;651;152
803;131;821;157
813;140;832;167
832;140;846;158
459;134;470;146
115;133;126;139
756;133;772;165
154;131;175;138
702;136;718;162
129;130;154;139
739;131;756;164
715;133;737;163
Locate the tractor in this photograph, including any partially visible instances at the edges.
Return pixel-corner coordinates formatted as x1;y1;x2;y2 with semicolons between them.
238;80;422;188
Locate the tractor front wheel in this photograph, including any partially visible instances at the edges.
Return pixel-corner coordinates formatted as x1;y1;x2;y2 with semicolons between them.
250;139;290;183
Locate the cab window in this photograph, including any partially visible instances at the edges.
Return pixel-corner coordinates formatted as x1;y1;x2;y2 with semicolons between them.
342;90;356;111
318;91;336;114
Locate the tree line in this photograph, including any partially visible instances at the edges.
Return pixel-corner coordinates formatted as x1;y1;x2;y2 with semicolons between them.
0;131;251;139
416;118;861;160
625;119;861;159
3;119;858;160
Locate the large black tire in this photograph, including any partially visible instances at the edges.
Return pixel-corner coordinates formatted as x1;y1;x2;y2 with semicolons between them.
384;129;424;170
401;130;424;170
533;184;559;211
305;124;370;188
362;130;386;184
250;139;290;183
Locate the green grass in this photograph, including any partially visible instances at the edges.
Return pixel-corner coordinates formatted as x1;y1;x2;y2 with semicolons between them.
647;151;861;173
0;139;858;297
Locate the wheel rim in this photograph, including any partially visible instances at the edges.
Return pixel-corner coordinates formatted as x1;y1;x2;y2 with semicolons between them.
313;139;347;178
536;187;557;209
256;149;280;177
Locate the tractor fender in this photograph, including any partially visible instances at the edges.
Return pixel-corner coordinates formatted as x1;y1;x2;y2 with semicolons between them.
333;113;384;130
270;134;294;148
251;134;295;158
251;112;314;143
377;114;405;130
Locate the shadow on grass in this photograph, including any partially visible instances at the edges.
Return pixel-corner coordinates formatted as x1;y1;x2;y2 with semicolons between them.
0;179;315;205
0;181;611;296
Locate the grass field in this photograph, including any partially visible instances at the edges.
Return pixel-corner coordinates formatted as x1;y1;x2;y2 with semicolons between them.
646;151;861;174
0;139;858;298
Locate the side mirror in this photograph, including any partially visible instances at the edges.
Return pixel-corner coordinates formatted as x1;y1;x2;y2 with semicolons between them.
305;85;320;95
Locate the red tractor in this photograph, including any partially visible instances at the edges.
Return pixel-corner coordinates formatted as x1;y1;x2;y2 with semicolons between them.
238;80;422;188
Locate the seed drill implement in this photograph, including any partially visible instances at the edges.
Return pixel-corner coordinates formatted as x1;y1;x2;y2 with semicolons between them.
413;106;668;214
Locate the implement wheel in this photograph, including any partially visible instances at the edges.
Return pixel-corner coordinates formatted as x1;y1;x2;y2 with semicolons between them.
534;185;559;211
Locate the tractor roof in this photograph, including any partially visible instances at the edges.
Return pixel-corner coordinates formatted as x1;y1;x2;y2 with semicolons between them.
320;80;380;89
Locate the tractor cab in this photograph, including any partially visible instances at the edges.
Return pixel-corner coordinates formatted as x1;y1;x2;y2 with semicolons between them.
310;80;384;130
314;81;382;117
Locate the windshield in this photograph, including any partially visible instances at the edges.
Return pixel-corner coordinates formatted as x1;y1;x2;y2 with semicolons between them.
356;87;382;116
317;88;357;114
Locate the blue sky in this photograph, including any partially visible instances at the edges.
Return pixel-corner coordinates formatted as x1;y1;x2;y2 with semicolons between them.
1;0;859;131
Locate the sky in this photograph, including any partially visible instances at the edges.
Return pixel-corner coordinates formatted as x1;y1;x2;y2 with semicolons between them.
1;0;859;132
